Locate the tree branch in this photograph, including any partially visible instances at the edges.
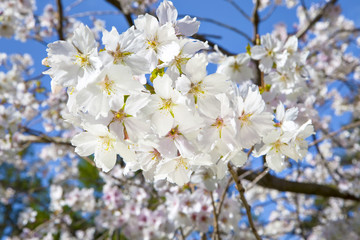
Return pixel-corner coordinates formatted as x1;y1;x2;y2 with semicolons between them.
217;177;233;217
260;3;277;22
251;0;260;44
210;191;221;240
224;0;251;21
18;134;72;146
19;133;360;202
56;0;65;40
296;0;338;39
236;168;360;201
228;163;261;240
105;0;133;27
192;34;235;56
181;15;252;43
310;120;360;147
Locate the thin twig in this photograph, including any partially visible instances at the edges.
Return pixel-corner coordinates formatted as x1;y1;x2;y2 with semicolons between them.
192;34;235;56
18;134;72;147
296;0;338;39
251;0;263;88
69;10;121;18
105;0;133;27
179;227;185;240
246;168;269;190
82;156;96;167
295;194;307;239
311;135;340;185
64;0;85;12
56;0;65;40
29;36;49;46
181;15;252;43
300;0;310;22
210;191;221;240
228;163;261;240
329;28;360;39
224;0;251;21
310;120;360;146
198;33;223;39
217;177;233;217
25;73;45;82
260;3;277;22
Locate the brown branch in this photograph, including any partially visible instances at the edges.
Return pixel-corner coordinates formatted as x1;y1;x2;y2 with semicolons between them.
296;0;338;39
69;10;121;18
251;0;260;44
329;27;360;39
210;191;221;240
56;0;65;40
179;227;185;240
251;0;263;88
192;34;235;56
236;168;360;201
228;163;261;240
246;168;269;190
217;177;233;217
105;0;133;27
225;0;251;21
192;34;236;56
260;3;277;22
182;15;252;43
310;120;360;146
19;134;72;146
295;195;307;240
64;0;84;12
299;0;310;22
311;135;340;185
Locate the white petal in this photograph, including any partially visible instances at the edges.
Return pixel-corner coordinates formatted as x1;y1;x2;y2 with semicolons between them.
230;150;247;167
71;132;97;156
152;111;174;137
153;74;173;99
251;46;266;60
176;16;200;36
175;75;192;94
170;167;191;186
266;151;286;172
94;148;117;172
276;102;285;121
156;0;178;25
158;41;180;63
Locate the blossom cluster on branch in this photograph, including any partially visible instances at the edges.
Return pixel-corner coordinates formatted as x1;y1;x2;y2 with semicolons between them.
1;0;360;239
44;0;313;186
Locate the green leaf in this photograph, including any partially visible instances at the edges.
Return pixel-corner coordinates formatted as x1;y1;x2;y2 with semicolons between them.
150;67;165;82
78;158;103;192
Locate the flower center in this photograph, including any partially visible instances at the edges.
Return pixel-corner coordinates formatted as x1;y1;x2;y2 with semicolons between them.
99;135;114;151
238;112;253;127
166;126;181;140
176;157;189;170
231;61;241;72
150;148;161;161
211;117;225;138
75;53;90;68
108;43;132;64
159;98;175;117
98;75;115;95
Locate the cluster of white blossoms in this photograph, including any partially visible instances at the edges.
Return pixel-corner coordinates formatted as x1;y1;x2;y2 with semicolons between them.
44;0;314;185
118;0;159;15
0;0;35;41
